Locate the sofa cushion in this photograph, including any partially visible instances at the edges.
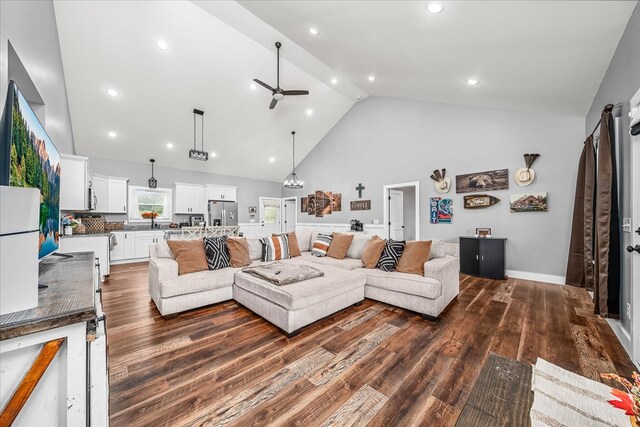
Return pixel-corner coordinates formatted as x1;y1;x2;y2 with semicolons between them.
273;232;301;257
261;235;290;261
429;239;445;260
233;261;365;311
326;233;354;260
377;239;406;272
300;252;363;270
159;267;237;298
396;240;432;276
227;237;251;267
166;239;209;275
153;240;174;259
311;233;332;257
204;236;231;270
357;268;442;300
248;238;263;261
295;227;313;252
346;234;369;260
362;236;386;268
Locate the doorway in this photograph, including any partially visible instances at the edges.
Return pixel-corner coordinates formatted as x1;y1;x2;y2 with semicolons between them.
259;197;281;237
282;197;297;233
383;182;420;241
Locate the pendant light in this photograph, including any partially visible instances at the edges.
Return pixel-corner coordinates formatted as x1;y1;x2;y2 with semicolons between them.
148;159;157;188
189;108;208;161
283;131;303;189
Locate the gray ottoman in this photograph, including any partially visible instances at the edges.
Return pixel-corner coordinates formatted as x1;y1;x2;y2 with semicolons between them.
233;261;365;337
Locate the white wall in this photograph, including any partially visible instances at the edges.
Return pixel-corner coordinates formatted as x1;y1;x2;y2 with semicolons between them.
283;96;585;278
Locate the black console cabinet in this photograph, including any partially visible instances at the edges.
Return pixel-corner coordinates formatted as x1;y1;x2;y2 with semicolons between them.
459;237;507;279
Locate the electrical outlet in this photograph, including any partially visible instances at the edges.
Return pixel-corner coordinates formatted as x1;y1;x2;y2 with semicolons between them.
627;303;632;320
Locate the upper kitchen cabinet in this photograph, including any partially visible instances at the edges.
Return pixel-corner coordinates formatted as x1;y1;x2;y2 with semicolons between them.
174;183;206;214
60;154;89;211
206;185;237;202
93;174;128;214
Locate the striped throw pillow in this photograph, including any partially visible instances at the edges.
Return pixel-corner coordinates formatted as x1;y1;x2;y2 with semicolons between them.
311;233;332;257
376;239;406;271
261;235;290;262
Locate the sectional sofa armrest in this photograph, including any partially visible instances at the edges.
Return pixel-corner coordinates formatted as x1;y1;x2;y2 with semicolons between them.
149;257;179;283
424;255;460;307
443;243;459;258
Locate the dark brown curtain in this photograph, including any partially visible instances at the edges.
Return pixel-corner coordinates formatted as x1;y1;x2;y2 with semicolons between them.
565;136;596;288
594;109;621;317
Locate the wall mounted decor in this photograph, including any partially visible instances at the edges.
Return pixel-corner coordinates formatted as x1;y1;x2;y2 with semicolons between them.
307;194;316;215
301;197;308;213
514;153;540;186
463;194;500;209
331;193;342;212
430;169;450;194
350;200;371;211
475;228;492;238
510;192;548;212
148;159;157;188
355;183;366;198
321;191;333;216
430;197;452;224
314;190;325;217
456;169;508;193
248;206;257;214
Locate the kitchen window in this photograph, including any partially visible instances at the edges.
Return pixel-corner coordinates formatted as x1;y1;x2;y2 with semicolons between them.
128;186;173;222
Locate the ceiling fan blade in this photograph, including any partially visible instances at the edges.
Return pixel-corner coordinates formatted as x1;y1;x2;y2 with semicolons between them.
253;78;275;92
269;98;278;109
282;90;309;96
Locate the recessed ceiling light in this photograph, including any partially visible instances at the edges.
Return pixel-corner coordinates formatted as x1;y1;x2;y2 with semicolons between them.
107;88;119;97
250;82;257;90
330;78;338;85
210;152;217;158
108;131;117;138
466;78;480;86
269;157;275;163
306;109;313;116
368;75;376;82
157;40;168;50
166;143;174;149
309;27;319;36
426;1;444;14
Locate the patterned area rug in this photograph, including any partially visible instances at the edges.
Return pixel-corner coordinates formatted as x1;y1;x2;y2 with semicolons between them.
531;358;628;426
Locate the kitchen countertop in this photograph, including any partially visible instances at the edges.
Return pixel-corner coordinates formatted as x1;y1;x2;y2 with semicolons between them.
0;252;96;340
61;232;112;238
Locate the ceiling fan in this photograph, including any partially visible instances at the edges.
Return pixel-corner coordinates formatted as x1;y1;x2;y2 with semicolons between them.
254;41;309;109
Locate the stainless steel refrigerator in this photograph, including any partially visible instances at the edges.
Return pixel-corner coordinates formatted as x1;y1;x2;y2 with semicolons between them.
208;201;238;226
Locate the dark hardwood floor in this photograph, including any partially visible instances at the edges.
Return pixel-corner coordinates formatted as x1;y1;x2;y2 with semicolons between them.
103;262;635;427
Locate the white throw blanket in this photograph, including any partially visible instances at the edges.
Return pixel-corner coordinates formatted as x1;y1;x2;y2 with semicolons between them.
530;358;629;426
241;262;324;286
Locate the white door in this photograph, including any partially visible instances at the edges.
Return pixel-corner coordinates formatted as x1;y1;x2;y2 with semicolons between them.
283;199;296;233
631;89;640;364
389;189;404;240
260;197;281;237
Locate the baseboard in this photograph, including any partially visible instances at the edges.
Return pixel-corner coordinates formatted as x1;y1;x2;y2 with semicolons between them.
110;258;148;266
505;270;565;285
606;319;634;366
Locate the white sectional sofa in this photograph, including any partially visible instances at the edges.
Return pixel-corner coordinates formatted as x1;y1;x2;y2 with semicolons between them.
148;231;459;336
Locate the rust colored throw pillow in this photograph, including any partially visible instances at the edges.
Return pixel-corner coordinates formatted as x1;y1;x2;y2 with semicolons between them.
362;236;387;268
227;237;251;267
166;240;209;276
273;232;302;257
327;233;355;260
396;240;433;276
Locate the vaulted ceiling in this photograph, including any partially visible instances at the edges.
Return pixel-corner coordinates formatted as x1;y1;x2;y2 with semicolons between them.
54;1;637;182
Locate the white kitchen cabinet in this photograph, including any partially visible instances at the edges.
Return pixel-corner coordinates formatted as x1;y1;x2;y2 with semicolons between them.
60;154;89;211
174;183;206;214
110;232;124;261
111;231;136;261
134;231;165;259
92;175;109;213
59;235;111;280
206;185;236;202
107;177;128;213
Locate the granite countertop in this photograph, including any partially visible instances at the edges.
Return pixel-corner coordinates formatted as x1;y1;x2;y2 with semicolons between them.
61;232;112;238
0;252;96;340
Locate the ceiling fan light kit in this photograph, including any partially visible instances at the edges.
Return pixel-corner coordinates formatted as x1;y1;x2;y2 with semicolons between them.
284;131;304;189
254;42;309;110
189;108;208;161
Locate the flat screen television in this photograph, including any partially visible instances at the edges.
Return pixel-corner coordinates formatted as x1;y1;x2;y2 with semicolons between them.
0;80;61;259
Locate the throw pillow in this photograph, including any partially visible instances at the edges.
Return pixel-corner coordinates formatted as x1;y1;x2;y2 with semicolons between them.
396;240;432;276
311;233;332;257
296;227;313;252
362;236;387;268
326;233;354;260
261;235;290;261
203;236;231;270
347;234;369;260
227;237;251;267
377;239;406;272
166;239;209;275
273;232;301;257
428;239;445;260
247;238;263;261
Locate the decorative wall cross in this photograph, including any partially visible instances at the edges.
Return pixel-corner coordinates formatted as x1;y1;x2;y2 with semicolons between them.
356;183;365;198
